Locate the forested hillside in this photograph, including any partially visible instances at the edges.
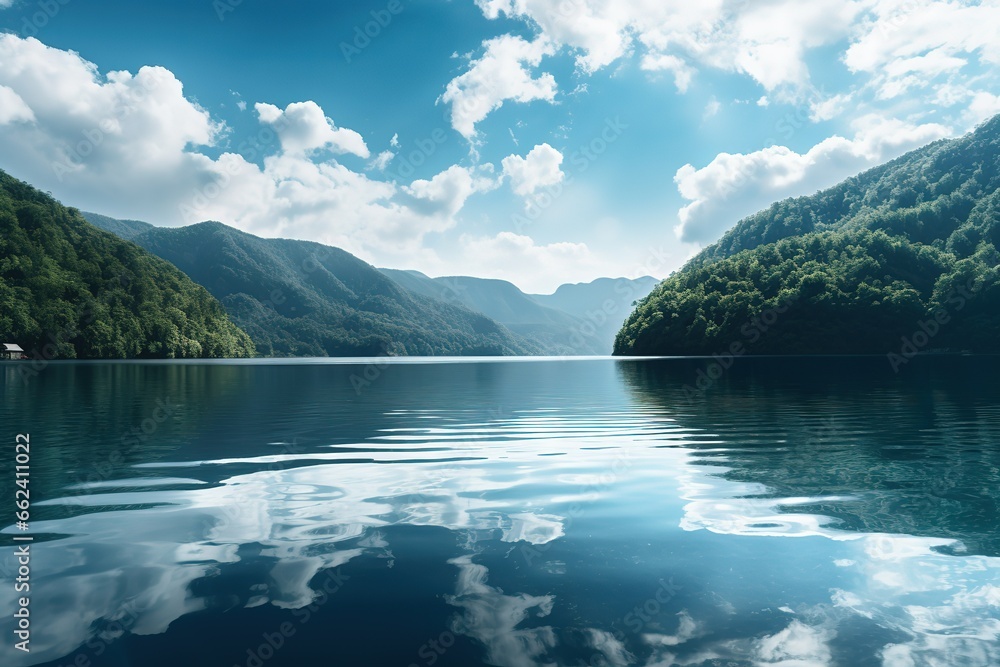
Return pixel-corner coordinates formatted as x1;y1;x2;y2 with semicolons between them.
0;171;255;359
87;219;538;357
617;115;1000;356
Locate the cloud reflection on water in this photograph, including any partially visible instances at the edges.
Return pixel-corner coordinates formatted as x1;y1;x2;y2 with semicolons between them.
2;358;1000;666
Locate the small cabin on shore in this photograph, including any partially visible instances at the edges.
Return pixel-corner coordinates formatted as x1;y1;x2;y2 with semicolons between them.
2;343;25;360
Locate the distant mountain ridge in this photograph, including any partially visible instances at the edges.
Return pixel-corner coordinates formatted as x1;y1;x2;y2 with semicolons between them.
81;213;660;357
85;216;539;357
530;276;660;352
80;212;153;241
379;269;659;354
617;114;1000;356
378;269;599;354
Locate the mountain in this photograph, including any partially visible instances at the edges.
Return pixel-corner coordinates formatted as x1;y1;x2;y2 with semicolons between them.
616;114;1000;356
378;269;606;354
80;211;153;241
86;217;538;357
530;276;660;316
530;277;660;352
0;170;255;359
378;271;660;354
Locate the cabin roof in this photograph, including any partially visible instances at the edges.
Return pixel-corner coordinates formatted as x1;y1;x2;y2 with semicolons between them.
3;343;24;352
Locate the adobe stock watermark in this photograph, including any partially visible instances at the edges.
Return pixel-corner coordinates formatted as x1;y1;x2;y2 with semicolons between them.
887;275;985;372
876;0;922;38
520;447;635;566
584;578;683;666
213;0;243;21
713;84;831;199
203;438;310;538
769;83;833;144
179;159;250;224
52;69;170;182
434;277;468;311
386;128;449;182
513;116;628;234
13;300;101;386
682;294;799;401
49;596;148;667
565;246;667;354
620;578;683;636
16;0;71;38
179;104;293;222
339;0;406;63
61;397;181;513
405;629;459;667
252;248;334;319
232;568;351;667
349;342;402;395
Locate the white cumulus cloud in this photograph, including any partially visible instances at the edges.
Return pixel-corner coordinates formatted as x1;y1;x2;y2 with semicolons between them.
754;620;834;666
809;93;852;122
475;0;864;91
845;1;1000;98
368;149;395;172
0;35;221;211
0;84;33;124
501;143;564;196
472;0;1000;139
440;33;557;140
640;53;695;93
674;115;953;244
403;164;490;218
0;35;487;271
255;100;369;158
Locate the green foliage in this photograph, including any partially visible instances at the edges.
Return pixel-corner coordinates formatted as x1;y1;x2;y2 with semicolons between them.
0;171;255;359
95;220;539;357
617;115;1000;355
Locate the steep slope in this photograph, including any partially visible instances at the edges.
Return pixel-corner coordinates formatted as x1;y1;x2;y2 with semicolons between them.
378;269;605;354
88;219;537;357
0;171;255;359
695;115;1000;265
376;269;463;305
617;114;1000;356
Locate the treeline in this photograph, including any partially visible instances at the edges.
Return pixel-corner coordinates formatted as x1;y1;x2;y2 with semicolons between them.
106;221;539;357
0;171;255;359
617;114;1000;356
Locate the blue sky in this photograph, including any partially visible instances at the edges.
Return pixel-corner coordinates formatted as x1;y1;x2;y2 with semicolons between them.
1;0;999;292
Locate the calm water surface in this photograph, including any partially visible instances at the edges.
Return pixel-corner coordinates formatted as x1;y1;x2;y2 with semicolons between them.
1;356;999;666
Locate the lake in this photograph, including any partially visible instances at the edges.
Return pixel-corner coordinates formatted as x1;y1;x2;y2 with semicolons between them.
2;356;999;666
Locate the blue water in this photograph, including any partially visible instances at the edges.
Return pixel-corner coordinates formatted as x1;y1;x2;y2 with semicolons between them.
1;356;999;666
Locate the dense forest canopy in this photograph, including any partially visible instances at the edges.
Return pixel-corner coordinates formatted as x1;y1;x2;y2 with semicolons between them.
617;114;1000;357
89;219;538;357
0;170;256;359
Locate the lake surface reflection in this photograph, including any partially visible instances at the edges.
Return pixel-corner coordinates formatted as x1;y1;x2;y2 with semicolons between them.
1;356;999;666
